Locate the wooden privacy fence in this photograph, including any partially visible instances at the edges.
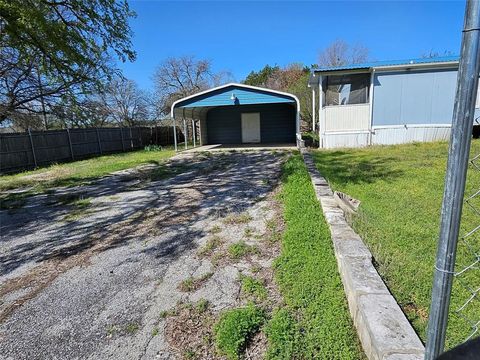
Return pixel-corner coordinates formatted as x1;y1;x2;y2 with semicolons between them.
0;126;184;174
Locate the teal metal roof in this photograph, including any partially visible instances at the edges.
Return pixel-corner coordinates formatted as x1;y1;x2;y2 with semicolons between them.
171;83;299;120
174;84;295;109
313;55;459;73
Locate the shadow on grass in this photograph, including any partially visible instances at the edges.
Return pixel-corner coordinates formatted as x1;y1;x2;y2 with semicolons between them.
311;150;404;186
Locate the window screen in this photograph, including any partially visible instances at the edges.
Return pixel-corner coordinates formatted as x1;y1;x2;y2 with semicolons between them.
323;73;370;106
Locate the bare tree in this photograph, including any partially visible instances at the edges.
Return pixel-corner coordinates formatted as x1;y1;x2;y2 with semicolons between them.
421;49;455;59
318;39;369;67
153;55;234;116
101;77;150;127
0;48;80;124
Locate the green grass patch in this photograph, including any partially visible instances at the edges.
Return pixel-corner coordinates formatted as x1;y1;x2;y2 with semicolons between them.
0;148;175;193
268;153;363;359
264;308;298;360
214;303;266;360
240;274;268;302
312;140;480;349
227;241;259;259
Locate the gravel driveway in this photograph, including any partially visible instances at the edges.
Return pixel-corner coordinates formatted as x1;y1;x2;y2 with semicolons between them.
0;151;287;359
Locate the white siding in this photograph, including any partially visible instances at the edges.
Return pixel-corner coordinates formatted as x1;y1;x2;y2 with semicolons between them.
323;104;370;132
323;132;370;148
372;125;451;145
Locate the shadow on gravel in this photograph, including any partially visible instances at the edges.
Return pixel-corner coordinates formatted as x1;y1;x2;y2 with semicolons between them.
0;152;284;278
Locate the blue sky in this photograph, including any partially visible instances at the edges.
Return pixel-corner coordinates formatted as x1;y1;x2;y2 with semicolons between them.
119;0;465;90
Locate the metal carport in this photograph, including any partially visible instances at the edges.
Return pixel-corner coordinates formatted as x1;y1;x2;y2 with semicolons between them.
170;83;301;151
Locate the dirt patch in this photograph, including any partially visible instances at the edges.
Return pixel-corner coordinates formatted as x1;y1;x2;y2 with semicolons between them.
165;301;219;360
403;302;429;323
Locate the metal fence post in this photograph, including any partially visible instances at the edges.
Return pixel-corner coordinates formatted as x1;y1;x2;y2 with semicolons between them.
95;128;102;155
129;127;133;149
66;128;74;160
27;128;38;168
119;127;125;151
425;1;480;358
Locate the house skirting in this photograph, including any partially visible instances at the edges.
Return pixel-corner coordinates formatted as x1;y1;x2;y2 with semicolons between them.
321;124;451;149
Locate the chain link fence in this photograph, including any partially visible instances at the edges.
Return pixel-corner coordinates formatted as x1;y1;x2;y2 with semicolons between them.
449;146;480;344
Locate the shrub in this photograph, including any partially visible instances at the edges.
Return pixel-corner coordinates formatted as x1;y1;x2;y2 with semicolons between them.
144;144;163;152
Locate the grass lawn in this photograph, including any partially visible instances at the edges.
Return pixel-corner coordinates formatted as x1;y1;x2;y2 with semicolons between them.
312;140;480;349
265;153;363;359
0;148;175;193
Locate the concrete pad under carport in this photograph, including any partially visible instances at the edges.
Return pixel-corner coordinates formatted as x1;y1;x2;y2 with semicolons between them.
183;143;297;153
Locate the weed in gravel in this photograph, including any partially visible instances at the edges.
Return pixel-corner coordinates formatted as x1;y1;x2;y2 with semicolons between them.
265;219;277;231
125;322;139;334
178;272;213;292
56;193;87;205
211;252;223;267
160;310;175;319
0;192;30;210
197;236;222;257
228;241;259;259
209;225;222;234
223;212;253;225
243;227;254;238
251;265;262;274
240;275;267;302
106;325;119;337
183;349;197;359
195;299;210;313
151;328;159;336
62;197;93;221
214;303;266;360
71;197;91;209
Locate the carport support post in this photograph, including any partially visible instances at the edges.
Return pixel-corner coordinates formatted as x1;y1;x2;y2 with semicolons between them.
183;118;187;150
425;0;480;358
172;118;178;151
192;119;196;147
312;87;316;132
318;75;323;149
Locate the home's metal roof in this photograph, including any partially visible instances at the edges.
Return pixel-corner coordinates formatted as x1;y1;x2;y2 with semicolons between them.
313;55;459;73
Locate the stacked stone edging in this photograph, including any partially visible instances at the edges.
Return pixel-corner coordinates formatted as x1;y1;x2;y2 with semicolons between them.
302;150;425;360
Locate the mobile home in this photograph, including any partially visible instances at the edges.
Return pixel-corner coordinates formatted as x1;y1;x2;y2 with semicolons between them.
308;56;478;148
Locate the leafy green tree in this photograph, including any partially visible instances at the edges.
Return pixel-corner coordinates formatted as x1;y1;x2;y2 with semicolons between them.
243;65;279;87
0;0;136;123
243;63;312;127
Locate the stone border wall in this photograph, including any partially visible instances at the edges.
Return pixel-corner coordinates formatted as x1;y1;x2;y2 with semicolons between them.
302;150;425;360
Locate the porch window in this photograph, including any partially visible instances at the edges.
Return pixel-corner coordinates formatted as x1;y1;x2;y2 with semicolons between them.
323;73;370;106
